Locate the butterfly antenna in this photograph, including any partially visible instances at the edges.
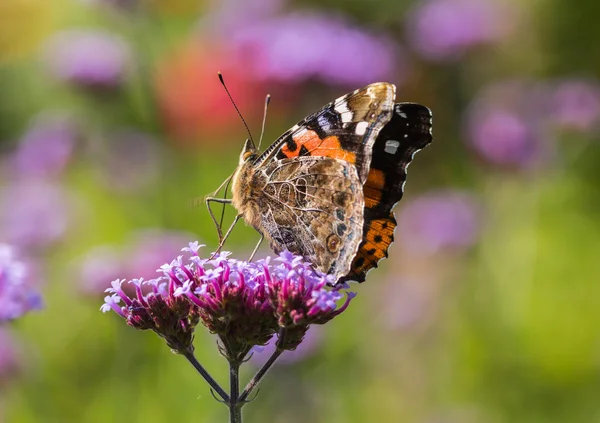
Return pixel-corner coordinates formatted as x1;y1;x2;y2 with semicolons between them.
257;94;271;151
218;71;254;144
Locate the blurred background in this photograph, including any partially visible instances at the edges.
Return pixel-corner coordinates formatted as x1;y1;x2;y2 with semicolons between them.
1;0;599;422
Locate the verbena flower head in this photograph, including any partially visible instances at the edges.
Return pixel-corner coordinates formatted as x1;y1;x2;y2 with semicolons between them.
0;244;43;322
102;243;355;359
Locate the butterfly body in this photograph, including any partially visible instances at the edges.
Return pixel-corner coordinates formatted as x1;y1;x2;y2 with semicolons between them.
229;82;432;284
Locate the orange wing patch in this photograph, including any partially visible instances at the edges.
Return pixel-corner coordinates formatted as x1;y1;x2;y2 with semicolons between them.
350;215;396;276
281;129;357;163
363;168;386;208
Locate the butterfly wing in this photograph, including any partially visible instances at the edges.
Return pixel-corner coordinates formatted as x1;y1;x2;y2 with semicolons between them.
254;82;396;182
340;103;433;283
254;156;365;280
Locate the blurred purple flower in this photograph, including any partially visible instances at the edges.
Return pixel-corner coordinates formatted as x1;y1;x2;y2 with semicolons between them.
0;180;70;249
45;29;130;89
468;109;544;167
547;78;600;133
465;81;549;168
398;191;481;254
0;244;43;322
8;112;76;179
407;0;512;62
228;12;403;87
91;129;161;193
79;229;195;294
250;326;322;367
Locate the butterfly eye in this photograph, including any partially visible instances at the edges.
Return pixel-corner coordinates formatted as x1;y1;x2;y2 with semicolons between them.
242;151;254;161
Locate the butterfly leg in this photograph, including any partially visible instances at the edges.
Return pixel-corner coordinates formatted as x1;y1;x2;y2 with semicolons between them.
211;175;233;197
212;213;242;256
247;235;264;262
205;197;233;241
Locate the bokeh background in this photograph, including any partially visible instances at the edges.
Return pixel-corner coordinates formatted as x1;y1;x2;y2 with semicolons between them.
1;0;599;422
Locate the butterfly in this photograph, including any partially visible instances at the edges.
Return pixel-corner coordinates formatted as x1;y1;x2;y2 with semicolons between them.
207;82;432;285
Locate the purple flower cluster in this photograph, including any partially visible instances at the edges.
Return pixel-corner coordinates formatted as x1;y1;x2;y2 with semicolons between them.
228;12;402;87
102;243;354;357
407;0;512;62
0;244;43;322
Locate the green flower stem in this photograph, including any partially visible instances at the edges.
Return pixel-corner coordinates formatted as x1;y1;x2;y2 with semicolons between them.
229;360;242;423
182;349;230;403
239;329;287;403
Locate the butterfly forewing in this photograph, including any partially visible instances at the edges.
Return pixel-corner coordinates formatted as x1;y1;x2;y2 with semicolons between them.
254;82;396;182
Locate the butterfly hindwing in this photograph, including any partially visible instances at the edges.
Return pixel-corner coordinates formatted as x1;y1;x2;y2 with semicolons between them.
341;103;433;283
258;156;364;279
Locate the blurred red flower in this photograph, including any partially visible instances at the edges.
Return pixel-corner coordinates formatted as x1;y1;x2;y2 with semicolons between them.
154;40;267;149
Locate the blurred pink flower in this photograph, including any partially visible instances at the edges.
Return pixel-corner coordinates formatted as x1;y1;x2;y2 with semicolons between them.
8;112;76;179
228;12;404;87
0;180;71;249
45;29;130;89
406;0;512;61
398;190;481;254
547;78;600;133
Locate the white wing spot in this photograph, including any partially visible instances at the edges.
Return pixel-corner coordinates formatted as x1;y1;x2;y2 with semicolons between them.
384;140;400;154
335;102;353;123
295;127;308;138
355;121;369;135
